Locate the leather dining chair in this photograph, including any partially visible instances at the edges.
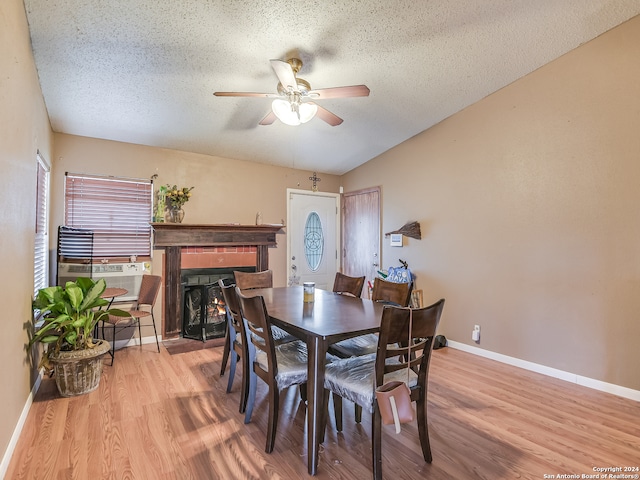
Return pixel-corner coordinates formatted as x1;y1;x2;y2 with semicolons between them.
332;272;366;298
218;279;253;415
101;274;162;365
323;300;445;480
236;288;310;452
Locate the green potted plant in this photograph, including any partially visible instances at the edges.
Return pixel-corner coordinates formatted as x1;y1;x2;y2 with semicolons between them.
31;277;129;397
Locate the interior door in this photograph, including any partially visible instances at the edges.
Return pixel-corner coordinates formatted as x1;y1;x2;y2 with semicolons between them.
342;187;380;297
287;189;339;290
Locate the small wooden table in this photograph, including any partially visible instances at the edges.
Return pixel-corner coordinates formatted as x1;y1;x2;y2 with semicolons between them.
94;288;129;339
101;287;129;308
244;286;384;475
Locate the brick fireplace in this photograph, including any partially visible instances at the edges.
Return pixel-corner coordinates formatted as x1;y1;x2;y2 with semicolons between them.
152;223;283;339
180;246;256;341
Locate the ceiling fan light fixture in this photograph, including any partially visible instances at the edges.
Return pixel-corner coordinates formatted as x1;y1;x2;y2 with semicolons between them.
271;99;317;126
299;102;318;123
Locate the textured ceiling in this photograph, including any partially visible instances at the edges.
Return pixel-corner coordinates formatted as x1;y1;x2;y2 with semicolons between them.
23;1;640;175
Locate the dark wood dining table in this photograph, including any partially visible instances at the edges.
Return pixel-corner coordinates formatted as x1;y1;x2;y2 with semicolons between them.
244;286;384;475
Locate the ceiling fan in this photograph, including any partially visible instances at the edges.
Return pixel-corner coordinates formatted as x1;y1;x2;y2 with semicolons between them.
214;58;370;126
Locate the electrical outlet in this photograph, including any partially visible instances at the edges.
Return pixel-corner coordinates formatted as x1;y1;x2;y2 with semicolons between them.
472;325;480;342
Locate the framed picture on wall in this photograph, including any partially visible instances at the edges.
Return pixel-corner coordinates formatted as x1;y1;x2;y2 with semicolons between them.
410;289;423;308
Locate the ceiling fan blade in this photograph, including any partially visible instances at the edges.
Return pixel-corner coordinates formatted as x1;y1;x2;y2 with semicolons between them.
310;103;343;126
270;59;299;92
214;91;278;97
258;111;277;125
308;85;370;99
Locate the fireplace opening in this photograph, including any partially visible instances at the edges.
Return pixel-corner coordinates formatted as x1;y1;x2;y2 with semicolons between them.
181;266;256;341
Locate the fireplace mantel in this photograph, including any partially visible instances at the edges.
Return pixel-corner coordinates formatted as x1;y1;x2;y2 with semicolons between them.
152;223;283;247
152;223;284;338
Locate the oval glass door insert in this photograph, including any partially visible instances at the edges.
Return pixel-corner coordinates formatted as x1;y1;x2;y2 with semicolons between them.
304;211;324;271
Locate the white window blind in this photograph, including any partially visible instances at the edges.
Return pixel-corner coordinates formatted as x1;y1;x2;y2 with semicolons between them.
64;174;152;258
34;154;50;294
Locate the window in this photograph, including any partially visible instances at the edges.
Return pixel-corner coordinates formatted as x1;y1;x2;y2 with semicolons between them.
64;174;153;259
34;153;50;294
304;211;324;271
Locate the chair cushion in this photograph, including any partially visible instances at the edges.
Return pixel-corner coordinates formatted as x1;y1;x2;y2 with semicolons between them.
254;340;339;390
127;309;152;319
249;326;296;348
105;313;135;325
330;333;379;357
271;325;297;345
324;355;418;414
255;340;308;390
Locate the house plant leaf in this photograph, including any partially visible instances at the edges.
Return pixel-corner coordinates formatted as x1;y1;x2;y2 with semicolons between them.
30;277;133;396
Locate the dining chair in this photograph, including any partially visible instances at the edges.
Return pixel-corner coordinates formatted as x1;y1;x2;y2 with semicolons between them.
101;274;162;366
219;278;234;377
329;276;413;358
234;269;273;290
236;287;309;452
323;300;445;480
233;269;297;346
218;279;254;415
332;272;366;298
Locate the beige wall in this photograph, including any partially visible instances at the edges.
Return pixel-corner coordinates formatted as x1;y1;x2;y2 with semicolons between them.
2;0;343;465
3;0;639;470
0;0;54;468
52;133;341;290
51;135;342;342
51;136;341;345
343;16;640;391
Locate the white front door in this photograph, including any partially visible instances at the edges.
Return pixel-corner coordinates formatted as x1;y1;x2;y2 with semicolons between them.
287;189;339;290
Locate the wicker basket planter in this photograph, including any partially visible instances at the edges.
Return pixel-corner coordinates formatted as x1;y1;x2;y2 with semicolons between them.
49;339;111;397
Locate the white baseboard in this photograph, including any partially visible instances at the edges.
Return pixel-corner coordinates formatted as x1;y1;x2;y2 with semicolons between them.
0;373;42;480
446;340;640;402
124;334;162;347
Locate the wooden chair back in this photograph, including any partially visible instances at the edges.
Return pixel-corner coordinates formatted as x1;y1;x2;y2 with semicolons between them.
235;287;308;454
219;279;245;343
375;300;445;385
372;299;445;475
333;272;365;298
219;278;254;413
235;288;277;379
371;277;413;307
235;270;273;290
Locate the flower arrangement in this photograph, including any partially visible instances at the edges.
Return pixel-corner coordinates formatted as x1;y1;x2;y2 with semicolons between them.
165;184;194;209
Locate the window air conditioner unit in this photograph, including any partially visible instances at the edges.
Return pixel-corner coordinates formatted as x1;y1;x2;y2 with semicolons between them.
57;262;150;302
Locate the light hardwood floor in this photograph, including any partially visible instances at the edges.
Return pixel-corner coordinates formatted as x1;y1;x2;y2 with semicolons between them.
6;342;640;479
